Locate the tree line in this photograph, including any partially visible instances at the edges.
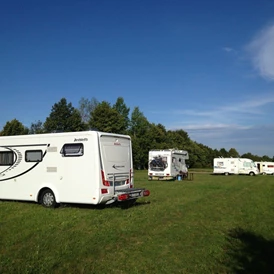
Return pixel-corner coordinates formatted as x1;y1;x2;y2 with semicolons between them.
0;97;273;168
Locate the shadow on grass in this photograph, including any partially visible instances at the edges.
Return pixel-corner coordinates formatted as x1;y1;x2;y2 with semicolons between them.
1;199;150;210
60;200;151;210
225;227;274;273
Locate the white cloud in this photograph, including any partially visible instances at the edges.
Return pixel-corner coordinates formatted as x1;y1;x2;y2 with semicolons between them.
173;93;274;122
164;95;274;156
247;24;274;80
223;47;233;52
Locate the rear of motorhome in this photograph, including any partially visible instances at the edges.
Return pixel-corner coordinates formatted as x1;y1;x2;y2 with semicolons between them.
148;149;189;180
213;158;259;176
255;162;274;175
0;131;150;208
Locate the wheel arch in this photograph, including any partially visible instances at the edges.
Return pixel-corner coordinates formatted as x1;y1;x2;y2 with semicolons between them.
36;186;60;204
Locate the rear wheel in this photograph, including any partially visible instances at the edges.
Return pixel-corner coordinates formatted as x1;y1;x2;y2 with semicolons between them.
249;172;255;176
224;172;229;176
40;189;56;208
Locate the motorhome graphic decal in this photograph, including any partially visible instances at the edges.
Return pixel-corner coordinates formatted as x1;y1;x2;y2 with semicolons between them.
112;164;125;170
74;138;88;142
0;144;49;182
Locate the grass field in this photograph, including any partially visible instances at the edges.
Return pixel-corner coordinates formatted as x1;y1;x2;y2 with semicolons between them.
1;171;274;274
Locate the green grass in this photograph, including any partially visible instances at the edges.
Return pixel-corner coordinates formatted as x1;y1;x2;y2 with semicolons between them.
1;171;274;273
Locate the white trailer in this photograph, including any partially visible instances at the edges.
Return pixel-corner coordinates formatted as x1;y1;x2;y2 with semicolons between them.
0;131;150;208
255;162;274;175
148;149;189;180
213;158;259;176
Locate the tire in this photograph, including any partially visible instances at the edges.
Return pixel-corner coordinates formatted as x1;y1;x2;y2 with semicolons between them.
40;189;56;208
249;172;255;176
224;172;229;176
262;172;266;175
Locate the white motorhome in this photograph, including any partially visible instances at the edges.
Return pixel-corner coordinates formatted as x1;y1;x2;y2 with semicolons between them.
213;158;259;176
148;149;189;180
255;162;274;175
0;131;150;208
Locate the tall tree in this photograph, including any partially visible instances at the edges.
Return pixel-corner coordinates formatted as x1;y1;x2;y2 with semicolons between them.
1;119;29;136
89;101;125;133
128;107;151;169
78;97;99;124
147;123;167;149
113;97;130;133
241;152;256;161
219;148;229;158
29;120;44;134
228;148;240;158
44;98;87;133
128;107;150;137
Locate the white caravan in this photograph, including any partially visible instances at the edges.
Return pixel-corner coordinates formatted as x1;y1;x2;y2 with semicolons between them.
148;149;189;180
255;162;274;175
0;131;150;208
213;158;259;176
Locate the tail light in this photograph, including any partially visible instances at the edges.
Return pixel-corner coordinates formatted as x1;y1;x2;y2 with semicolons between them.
118;194;129;201
101;170;110;186
143;190;150;197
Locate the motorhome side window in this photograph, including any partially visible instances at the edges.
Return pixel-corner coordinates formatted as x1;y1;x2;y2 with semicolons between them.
0;151;14;166
60;143;84;157
25;150;43;162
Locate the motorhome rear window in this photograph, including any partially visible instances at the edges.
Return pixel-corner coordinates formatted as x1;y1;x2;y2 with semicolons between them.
60;143;84;157
25;150;43;162
0;151;14;166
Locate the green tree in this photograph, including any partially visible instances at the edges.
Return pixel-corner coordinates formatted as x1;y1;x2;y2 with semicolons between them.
261;155;272;162
166;129;191;149
128;107;150;137
228;148;240;158
128;107;151;169
44;98;87;133
241;152;256;161
219;148;229;158
113;97;130;134
78;97;99;124
89;101;125;133
147;123;167;150
29;120;44;134
1;119;29;136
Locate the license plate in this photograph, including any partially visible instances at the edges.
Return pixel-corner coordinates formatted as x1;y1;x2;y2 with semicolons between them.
130;192;141;198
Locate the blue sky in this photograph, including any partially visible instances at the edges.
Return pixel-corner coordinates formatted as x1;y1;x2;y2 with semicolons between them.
1;0;274;157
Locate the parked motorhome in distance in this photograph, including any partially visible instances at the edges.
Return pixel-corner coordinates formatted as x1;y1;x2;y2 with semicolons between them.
255;162;274;175
148;149;189;180
0;131;150;208
213;157;259;176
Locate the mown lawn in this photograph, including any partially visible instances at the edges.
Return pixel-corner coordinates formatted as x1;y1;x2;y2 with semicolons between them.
1;171;274;274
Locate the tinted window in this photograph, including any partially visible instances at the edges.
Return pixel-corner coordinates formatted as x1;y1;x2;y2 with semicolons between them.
60;143;84;157
25;150;43;162
0;151;14;166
